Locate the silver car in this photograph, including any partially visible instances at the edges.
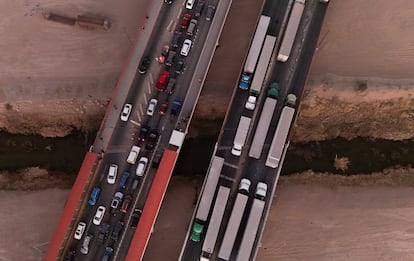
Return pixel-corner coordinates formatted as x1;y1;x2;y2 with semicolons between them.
80;234;93;255
111;192;124;209
146;98;158;116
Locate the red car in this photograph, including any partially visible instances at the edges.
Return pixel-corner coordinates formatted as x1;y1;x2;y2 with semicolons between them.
120;195;132;213
156;70;169;91
159;101;169;115
180;13;191;29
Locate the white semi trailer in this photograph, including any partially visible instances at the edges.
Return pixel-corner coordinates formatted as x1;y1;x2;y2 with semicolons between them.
231;116;252;156
200;186;230;260
265;94;297;168
218;193;249;260
235;183;268;261
277;0;306;62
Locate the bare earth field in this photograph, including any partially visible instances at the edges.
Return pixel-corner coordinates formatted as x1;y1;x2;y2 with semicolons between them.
0;0;146;136
257;177;414;261
0;189;69;261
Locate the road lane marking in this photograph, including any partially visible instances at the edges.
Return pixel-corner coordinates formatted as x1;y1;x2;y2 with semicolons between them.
223;161;239;169
167;19;174;32
130;120;140;127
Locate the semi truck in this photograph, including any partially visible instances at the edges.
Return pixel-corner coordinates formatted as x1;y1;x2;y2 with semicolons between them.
195;156;225;222
248;83;280;159
277;0;306;62
218;193;249;260
245;35;277;110
265;94;297;168
200;186;230;260
235;189;266;261
231;116;252;156
190;156;224;253
239;15;271;90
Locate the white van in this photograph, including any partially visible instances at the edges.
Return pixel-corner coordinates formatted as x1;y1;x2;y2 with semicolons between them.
127;146;140;164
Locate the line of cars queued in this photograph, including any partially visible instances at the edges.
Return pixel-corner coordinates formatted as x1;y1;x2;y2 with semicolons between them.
70;146;148;260
66;1;216;260
146;0;216;117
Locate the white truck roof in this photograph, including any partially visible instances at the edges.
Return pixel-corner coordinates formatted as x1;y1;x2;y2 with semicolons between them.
255;182;267;199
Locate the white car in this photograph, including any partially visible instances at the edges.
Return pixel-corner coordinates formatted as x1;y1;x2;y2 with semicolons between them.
185;0;195;9
245;95;256;110
180;39;192;56
107;164;118;184
127;145;140;164
120;103;132;122
146;99;158;116
93;206;106;225
74;221;86;240
239;178;251;193
136;157;149;176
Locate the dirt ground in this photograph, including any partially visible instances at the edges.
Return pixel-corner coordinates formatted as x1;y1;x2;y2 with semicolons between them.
0;188;69;261
292;0;414;142
257;178;414;261
0;0;146;136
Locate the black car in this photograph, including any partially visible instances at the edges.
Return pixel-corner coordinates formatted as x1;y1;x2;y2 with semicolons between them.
102;246;113;261
145;129;159;150
131;208;142;227
152;151;164;168
138;56;151;74
171;31;182;48
138;124;150;142
194;1;205;17
165;51;176;67
166;78;176;94
97;223;110;244
110;221;124;241
206;5;216;21
175;59;184;74
64;250;76;261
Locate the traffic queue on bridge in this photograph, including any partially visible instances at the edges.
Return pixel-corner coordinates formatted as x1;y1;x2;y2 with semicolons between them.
182;2;311;259
64;0;217;259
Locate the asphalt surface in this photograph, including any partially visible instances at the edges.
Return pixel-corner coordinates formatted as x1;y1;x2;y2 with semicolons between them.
180;0;329;261
62;0;225;260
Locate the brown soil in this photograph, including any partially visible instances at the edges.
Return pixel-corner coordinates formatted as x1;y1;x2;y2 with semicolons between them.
257;170;414;261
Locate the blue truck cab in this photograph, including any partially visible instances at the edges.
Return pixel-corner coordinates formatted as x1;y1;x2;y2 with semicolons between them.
239;73;251;90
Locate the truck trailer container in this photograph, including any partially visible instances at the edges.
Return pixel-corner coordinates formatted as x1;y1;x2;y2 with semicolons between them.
245;35;277;110
231;116;252;156
277;0;306;62
235;199;265;261
218;193;249;260
249;83;280;159
265;94;297;168
201;186;230;260
248;35;277;96
196;156;225;222
239;15;271;90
